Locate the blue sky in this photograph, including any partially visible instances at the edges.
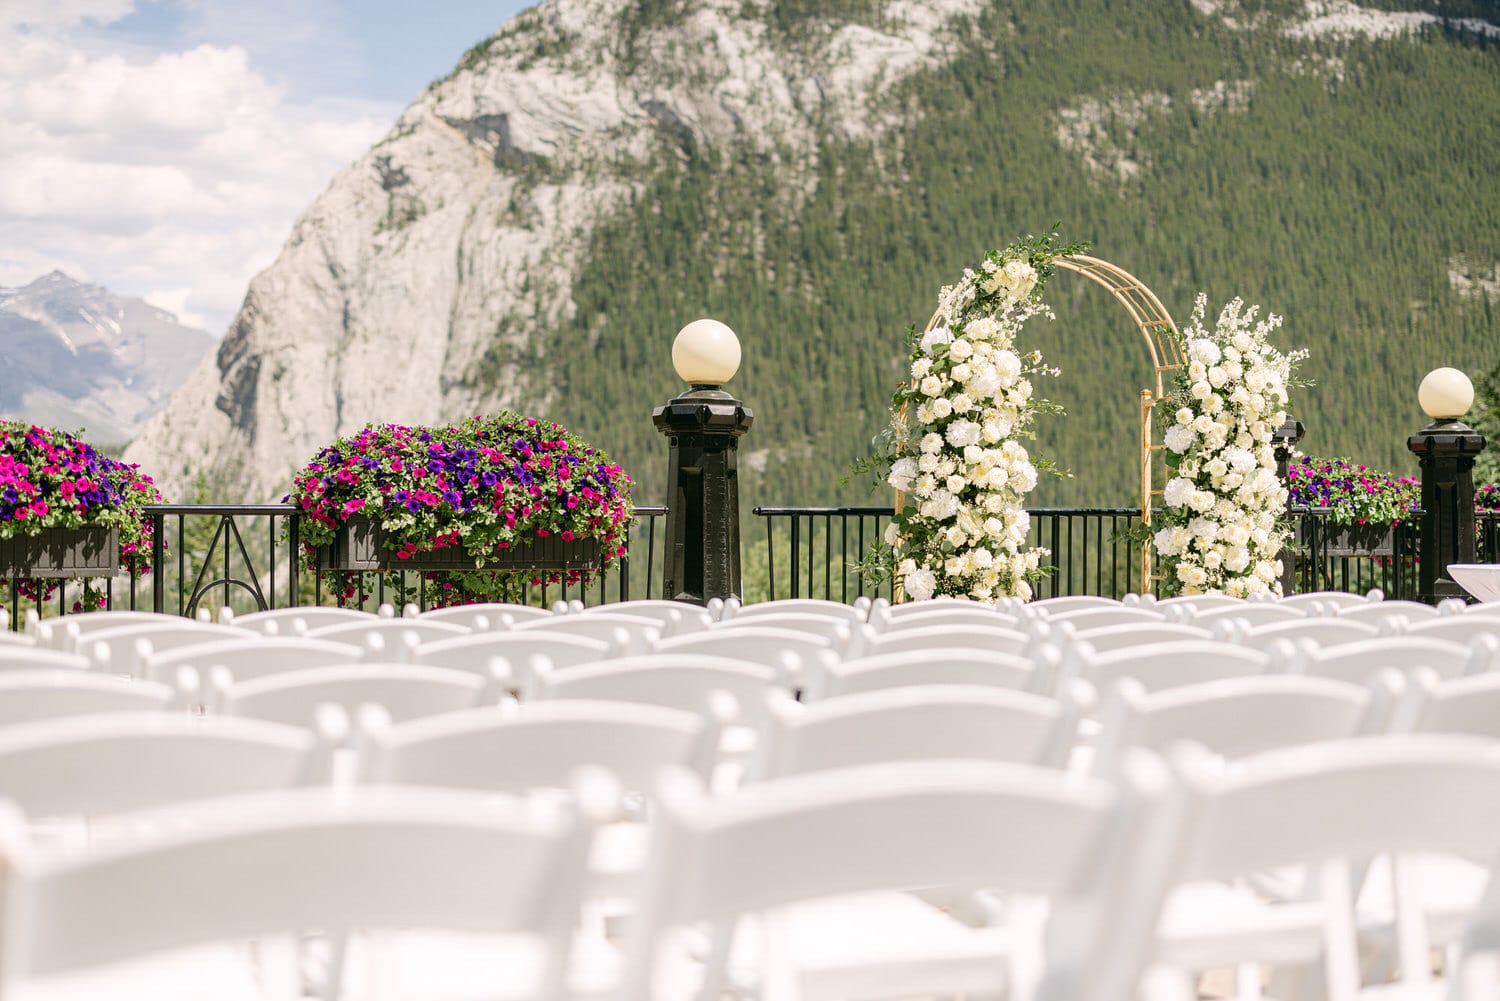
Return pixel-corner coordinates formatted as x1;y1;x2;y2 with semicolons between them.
0;0;534;333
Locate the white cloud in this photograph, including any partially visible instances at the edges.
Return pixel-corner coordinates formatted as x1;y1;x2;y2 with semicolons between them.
0;4;397;333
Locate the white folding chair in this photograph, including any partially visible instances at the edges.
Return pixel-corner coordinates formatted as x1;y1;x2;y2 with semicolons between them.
414;631;615;690
84;621;255;677
1065;623;1214;654
37;611;194;652
0;648;91;673
620;756;1171;1001
879;596;999;620
1239;618;1379;652
1031;595;1123;615
577;600;715;633
418;602;556;628
214;664;490;728
0;712;328;821
1155;594;1244;616
804;647;1047;700
231;606;379;636
0;783;608;1001
750;681;1094;780
143;635;364;684
1297;637;1473;684
706;613;856;647
1150;735;1500;1001
0;671;177;727
1065;641;1269;694
0;631;34;648
531;654;777;715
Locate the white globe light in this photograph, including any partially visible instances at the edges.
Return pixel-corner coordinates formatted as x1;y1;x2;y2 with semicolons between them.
1418;367;1474;420
672;318;741;386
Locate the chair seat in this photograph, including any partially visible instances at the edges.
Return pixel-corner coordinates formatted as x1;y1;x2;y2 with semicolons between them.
340;930;619;1001
7;942;266;1001
1157;881;1328;970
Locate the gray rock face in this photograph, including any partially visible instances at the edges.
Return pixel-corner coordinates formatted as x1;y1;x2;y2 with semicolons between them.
0;271;213;446
123;0;985;501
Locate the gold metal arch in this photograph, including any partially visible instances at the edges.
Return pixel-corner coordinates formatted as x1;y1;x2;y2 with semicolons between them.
907;253;1184;593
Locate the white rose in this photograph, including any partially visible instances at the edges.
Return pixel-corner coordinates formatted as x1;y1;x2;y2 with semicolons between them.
945;475;967;494
1206;458;1229;478
951;363;972;382
982;414;1013;442
994;350;1022;386
1224;549;1250;573
920;326;953;355
946;420;981;448
985;467;1009;489
1155;526;1183;555
1180;565;1209;587
964;317;1001;341
1163;477;1196;508
1163;425;1194;453
904;568;937;601
951;393;975;413
970;547;994;569
967;367;1001;399
920;376;944;397
1207;366;1227;388
945;526;967;548
1254;560;1276;582
1190;381;1213;401
931;398;953;419
1011;463;1038;492
1190;339;1222;365
1189;490;1217;513
883;522;901;546
949;339;974;361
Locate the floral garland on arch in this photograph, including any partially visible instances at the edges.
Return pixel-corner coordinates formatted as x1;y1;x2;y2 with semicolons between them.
1152;295;1306;597
874;230;1086;603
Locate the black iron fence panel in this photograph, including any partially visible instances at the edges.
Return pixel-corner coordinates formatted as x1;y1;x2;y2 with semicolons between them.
6;505;667;629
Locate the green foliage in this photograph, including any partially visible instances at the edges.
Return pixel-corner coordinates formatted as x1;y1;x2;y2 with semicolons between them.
1473;357;1500;486
485;0;1497;536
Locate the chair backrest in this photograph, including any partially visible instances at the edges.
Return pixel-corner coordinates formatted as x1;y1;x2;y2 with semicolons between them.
621;755;1170;1001
1184;603;1307;629
0;784;603;1000
0;713;326;819
653;626;837;677
511;612;663;648
531;654;778;717
413;631;613;685
1411;673;1500;739
231;606;379;635
85;622;255;677
707;612;855;644
307;618;470;647
417;602;555;628
42;611;189;650
216;664;488;727
1065;623;1213;655
751;682;1093;780
577;600;715;633
1031;596;1122;614
1093;674;1385;768
1154;594;1243;615
0;633;32;649
1335;600;1440;624
1071;641;1268;693
1278;591;1379;611
857;623;1030;659
870;605;1024;633
1299;636;1471;684
1043;607;1166;631
806;647;1044;700
1239;618;1379;652
1399;617;1500;647
0;672;176;727
0;649;91;674
727;599;866;623
359;698;718;792
144;635;364;684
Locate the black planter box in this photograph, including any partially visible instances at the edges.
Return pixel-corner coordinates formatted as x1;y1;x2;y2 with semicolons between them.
0;526;120;579
1297;518;1397;558
317;517;601;573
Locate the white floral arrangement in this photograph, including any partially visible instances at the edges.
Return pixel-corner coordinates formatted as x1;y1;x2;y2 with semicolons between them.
1152;294;1306;597
871;230;1086;603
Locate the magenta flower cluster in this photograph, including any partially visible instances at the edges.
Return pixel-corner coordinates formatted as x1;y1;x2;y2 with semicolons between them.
286;413;633;604
1286;455;1419;527
1;422;163;608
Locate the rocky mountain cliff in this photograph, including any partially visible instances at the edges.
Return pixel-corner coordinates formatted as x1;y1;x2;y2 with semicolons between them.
1;272;212;445
126;0;1500;505
126;0;989;500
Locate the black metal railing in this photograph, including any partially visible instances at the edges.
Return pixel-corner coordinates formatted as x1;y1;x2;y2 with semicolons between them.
7;504;1498;627
5;505;667;630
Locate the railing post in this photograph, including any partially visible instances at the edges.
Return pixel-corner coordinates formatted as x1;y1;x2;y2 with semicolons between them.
1272;414;1306;595
151;511;166;614
1408;419;1486;603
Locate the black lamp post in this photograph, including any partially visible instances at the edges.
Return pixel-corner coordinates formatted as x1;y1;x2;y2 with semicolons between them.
1272;413;1306;596
1407;367;1487;603
653;319;754;606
